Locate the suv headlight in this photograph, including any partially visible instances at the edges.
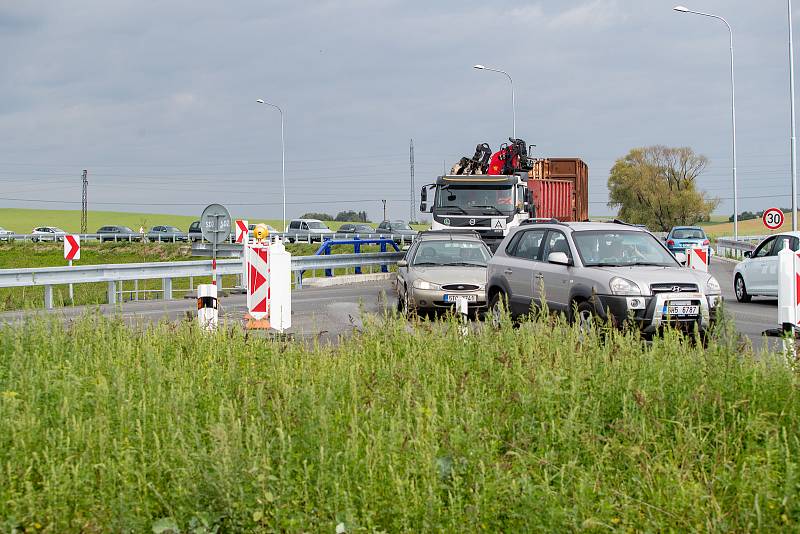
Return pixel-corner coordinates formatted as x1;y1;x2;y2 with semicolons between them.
609;276;642;296
413;279;439;290
706;275;721;295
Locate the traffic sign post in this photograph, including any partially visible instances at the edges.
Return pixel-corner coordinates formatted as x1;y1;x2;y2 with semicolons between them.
200;204;231;287
64;235;80;302
764;207;785;231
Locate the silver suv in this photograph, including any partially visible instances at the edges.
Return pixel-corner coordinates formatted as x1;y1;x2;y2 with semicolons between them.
285;219;334;243
486;220;722;335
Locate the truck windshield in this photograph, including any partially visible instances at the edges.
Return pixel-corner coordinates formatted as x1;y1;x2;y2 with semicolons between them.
435;185;514;215
572;230;678;267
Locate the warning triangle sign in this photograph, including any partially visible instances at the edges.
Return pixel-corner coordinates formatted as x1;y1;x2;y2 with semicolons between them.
493;220;504;230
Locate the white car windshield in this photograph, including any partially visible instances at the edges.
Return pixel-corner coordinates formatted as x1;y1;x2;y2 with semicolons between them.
307;221;328;230
573;230;678;267
412;240;491;267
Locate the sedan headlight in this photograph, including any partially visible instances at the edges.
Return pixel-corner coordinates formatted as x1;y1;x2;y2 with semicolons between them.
706;275;721;295
609;276;642;296
413;279;439;290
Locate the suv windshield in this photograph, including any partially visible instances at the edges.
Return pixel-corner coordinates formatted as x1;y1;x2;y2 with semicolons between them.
307;221;328;230
412;240;491;267
573;230;678;267
435;184;514;215
672;228;706;239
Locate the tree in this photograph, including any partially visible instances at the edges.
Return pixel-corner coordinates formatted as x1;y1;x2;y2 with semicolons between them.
300;212;334;221
335;210;360;222
607;146;719;231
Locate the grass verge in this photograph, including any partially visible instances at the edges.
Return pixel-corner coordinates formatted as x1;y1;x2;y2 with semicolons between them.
0;312;798;531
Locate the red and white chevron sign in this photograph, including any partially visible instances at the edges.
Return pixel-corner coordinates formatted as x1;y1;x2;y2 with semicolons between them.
687;247;708;272
235;219;248;244
64;235;80;261
246;244;270;320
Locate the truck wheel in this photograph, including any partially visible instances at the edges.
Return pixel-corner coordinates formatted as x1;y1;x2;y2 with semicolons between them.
734;274;751;303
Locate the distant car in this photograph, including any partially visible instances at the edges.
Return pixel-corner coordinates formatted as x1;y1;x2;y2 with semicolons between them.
31;226;67;242
0;227;14;241
146;225;188;242
285;219;334;243
97;225;141;242
665;226;712;257
395;231;491;315
733;232;800;302
377;220;418;241
188;221;203;242
338;223;376;235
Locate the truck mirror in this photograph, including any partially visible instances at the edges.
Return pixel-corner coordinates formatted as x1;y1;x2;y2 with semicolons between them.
420;187;427;202
419;202;427;212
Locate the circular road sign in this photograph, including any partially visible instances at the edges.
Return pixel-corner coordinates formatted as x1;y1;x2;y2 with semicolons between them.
200;203;232;245
763;207;785;230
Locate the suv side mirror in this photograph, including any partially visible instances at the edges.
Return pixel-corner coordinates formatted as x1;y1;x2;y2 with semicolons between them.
397;259;408;268
675;252;687;265
744;250;752;258
547;252;571;266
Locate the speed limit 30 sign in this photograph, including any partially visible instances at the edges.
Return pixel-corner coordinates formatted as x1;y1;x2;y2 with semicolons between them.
763;207;785;230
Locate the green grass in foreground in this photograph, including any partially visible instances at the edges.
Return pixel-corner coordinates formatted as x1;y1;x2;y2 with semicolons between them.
0;312;798;531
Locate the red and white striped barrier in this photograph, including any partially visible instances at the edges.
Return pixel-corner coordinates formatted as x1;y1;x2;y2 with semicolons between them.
778;243;800;329
244;238;292;331
687;247;709;272
246;243;270;321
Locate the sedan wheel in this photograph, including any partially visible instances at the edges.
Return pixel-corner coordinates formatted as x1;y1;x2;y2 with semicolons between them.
734;274;751;303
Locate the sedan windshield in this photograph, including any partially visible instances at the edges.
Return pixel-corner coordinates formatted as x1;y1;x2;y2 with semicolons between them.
573;230;678;267
412;240;491;267
390;222;412;230
435;184;514;215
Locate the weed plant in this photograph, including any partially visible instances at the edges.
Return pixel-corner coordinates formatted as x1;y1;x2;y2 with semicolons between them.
0;311;798;531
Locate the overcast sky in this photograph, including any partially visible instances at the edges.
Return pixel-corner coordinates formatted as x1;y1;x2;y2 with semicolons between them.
0;0;798;223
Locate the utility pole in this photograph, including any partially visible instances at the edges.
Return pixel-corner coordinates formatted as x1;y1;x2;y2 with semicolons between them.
81;170;88;234
382;199;387;222
409;139;415;223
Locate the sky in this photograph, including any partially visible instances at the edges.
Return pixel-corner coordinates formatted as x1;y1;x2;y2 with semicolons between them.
0;0;798;224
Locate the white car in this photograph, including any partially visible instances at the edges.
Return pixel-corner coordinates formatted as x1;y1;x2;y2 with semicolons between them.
31;226;67;242
734;231;800;302
0;227;14;241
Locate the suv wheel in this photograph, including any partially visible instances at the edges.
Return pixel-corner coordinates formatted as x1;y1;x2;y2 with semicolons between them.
488;291;508;328
734;274;751;303
574;301;596;334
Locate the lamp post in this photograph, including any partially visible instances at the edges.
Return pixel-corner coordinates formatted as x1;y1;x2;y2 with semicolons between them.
256;99;286;232
473;64;516;139
673;5;739;240
789;0;798;231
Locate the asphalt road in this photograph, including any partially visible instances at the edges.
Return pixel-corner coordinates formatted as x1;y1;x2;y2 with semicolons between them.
0;281;396;344
0;260;787;352
709;257;784;353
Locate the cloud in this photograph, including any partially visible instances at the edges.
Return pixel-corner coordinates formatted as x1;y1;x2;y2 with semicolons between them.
546;0;621;29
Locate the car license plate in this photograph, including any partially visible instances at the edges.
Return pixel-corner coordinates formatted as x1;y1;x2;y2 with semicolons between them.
663;304;699;316
444;294;477;303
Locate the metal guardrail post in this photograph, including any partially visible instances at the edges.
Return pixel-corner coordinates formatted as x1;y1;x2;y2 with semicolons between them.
44;285;53;309
107;281;116;304
163;278;173;300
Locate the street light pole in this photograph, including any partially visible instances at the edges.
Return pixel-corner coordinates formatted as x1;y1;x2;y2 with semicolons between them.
673;6;739;240
473;64;516;139
256;99;286;232
382;199;387;221
789;0;798;231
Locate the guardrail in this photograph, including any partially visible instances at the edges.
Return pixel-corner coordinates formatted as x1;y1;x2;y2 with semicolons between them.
715;235;764;259
0;252;404;309
1;232;419;245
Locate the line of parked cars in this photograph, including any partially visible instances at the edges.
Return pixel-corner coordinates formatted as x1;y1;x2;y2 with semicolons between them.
395;221;722;338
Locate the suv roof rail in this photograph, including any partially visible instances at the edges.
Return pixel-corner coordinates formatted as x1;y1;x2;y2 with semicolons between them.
520;218;567;226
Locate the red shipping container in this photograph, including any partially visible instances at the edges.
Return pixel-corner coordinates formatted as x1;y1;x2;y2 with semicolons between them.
530;179;574;221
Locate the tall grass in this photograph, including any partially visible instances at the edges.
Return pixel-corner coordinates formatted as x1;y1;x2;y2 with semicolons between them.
0;312;798;532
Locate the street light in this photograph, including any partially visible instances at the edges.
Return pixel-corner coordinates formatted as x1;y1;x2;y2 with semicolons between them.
473;64;516;139
788;0;798;231
673;5;739;240
256;99;286;233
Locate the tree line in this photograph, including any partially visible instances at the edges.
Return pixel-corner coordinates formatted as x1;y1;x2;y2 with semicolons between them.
299;210;370;222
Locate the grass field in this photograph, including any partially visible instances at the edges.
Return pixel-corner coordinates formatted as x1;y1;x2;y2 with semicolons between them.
700;215;795;238
0;312;797;531
0;208;429;234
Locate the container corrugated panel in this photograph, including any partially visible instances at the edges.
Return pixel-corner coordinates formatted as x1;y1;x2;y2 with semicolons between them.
530;179;574;220
529;158;589;221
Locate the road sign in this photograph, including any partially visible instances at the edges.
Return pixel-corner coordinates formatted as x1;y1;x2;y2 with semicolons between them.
235;219;248;244
763;207;785;230
200;204;232;245
64;235;80;261
687;247;708;272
